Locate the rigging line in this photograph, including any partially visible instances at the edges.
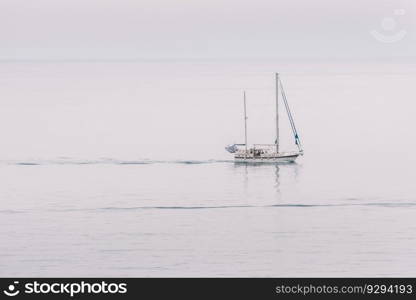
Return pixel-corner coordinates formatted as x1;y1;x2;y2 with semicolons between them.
279;79;296;134
281;89;302;151
278;78;303;151
280;83;296;135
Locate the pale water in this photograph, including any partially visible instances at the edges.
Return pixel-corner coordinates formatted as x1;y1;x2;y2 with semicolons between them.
1;61;416;276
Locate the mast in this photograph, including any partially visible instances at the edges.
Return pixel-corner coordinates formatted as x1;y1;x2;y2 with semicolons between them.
275;73;279;153
244;91;248;158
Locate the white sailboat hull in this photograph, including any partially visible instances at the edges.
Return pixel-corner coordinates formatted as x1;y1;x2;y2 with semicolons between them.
234;152;301;163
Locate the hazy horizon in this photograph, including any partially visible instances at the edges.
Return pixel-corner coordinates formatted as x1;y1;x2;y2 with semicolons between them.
2;0;415;61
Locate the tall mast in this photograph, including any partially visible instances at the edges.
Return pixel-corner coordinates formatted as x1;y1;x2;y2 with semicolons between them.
275;73;279;153
244;91;248;158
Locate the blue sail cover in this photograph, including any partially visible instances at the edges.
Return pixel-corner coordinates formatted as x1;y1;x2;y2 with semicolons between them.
225;144;238;153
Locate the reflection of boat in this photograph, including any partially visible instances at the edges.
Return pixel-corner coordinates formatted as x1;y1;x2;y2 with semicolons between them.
225;73;303;163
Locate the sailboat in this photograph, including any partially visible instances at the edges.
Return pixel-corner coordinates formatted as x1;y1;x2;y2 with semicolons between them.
225;73;303;163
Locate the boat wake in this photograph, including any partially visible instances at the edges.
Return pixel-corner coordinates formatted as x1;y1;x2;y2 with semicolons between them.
2;158;233;166
2;201;416;215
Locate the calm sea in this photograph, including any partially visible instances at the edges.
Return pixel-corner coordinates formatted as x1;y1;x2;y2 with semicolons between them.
1;60;416;276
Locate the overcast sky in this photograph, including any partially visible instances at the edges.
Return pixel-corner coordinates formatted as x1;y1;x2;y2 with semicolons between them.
1;0;415;60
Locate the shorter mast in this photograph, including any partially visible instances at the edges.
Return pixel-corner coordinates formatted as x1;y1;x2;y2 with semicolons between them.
275;73;279;153
243;91;248;158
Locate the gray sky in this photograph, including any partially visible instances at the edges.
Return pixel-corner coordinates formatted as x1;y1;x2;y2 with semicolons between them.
1;0;415;60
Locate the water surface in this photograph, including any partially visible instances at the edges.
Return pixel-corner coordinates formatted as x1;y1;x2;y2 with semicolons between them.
1;61;415;276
